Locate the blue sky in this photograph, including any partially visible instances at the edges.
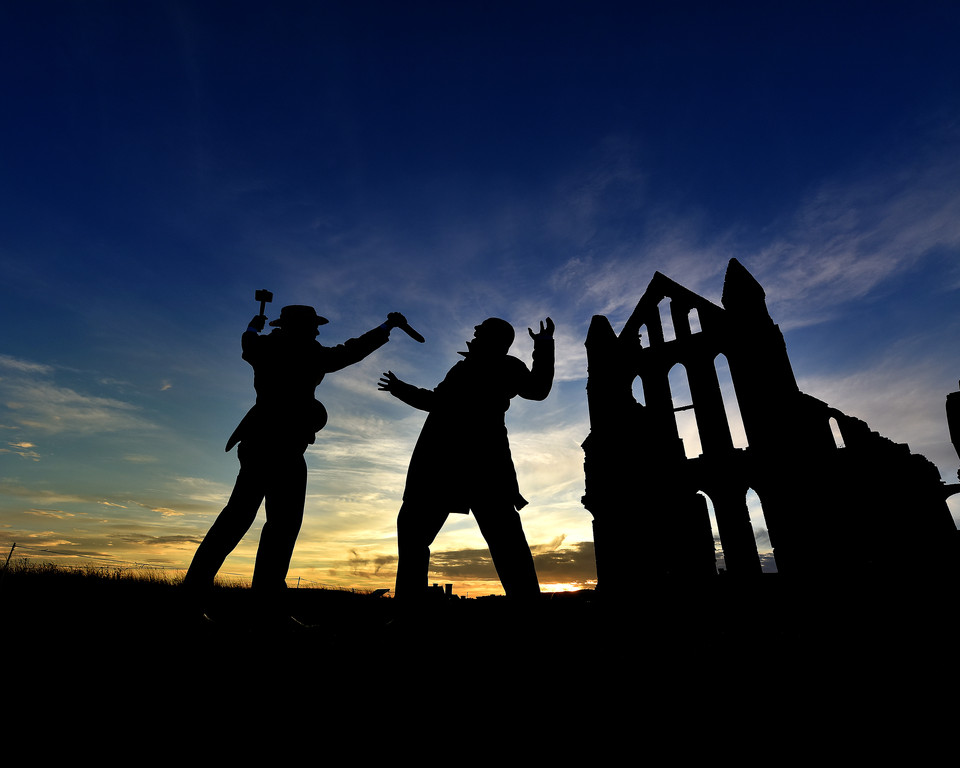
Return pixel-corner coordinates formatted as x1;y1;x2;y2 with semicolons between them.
2;1;959;592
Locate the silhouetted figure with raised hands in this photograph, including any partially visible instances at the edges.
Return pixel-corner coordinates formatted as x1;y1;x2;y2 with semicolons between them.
380;316;555;602
185;304;409;623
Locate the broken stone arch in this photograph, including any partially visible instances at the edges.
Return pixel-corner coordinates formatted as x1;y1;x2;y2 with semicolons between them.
582;258;959;590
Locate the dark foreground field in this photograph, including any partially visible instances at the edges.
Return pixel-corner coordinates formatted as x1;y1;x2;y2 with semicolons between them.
4;568;953;671
2;565;954;750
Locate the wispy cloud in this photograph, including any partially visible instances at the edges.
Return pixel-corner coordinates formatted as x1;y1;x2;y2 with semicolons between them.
24;508;76;519
4;380;153;434
748;139;960;328
0;355;157;435
0;355;54;375
0;441;40;460
547;130;960;337
0;482;99;507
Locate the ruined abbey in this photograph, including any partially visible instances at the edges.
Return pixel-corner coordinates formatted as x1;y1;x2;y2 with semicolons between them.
582;259;959;590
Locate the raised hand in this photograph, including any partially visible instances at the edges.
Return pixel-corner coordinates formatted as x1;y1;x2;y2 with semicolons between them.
378;370;402;393
528;317;555;341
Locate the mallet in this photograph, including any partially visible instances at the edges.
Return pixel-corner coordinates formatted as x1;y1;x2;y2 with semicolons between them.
255;288;273;317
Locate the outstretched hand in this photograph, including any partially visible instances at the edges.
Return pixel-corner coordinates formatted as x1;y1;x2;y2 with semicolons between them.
378;370;403;393
528;317;555;341
249;314;267;332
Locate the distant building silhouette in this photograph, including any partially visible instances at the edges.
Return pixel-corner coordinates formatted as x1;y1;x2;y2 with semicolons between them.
582;259;958;591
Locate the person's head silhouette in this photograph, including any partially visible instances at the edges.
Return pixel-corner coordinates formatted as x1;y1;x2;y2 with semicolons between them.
467;318;515;356
269;305;329;338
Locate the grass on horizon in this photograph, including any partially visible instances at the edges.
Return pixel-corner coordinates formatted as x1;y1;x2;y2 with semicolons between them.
0;558;375;595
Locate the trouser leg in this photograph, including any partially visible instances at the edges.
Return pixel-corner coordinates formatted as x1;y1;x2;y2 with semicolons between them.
473;504;540;599
395;502;449;600
251;452;308;592
183;457;264;591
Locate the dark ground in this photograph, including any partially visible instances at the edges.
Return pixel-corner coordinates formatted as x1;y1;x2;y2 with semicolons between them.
2;571;954;754
4;571;953;673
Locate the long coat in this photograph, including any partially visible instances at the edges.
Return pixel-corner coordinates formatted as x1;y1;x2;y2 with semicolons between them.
226;325;390;451
393;337;554;513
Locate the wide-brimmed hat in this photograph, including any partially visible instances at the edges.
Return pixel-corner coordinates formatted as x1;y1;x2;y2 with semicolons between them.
269;305;329;328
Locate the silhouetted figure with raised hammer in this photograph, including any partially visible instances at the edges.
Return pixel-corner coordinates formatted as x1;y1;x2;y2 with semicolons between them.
184;298;418;624
379;316;554;602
